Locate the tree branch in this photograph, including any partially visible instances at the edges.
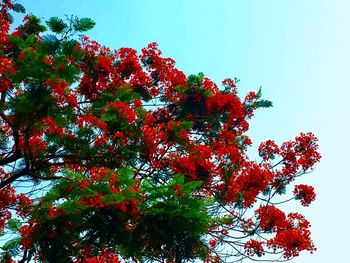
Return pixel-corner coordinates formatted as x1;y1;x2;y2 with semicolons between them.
0;168;28;189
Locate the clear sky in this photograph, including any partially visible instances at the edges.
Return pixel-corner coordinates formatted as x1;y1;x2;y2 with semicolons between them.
17;0;350;262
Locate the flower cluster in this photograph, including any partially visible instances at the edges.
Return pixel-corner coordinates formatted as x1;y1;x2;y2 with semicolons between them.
255;206;315;259
244;239;265;257
255;205;287;232
293;184;316;206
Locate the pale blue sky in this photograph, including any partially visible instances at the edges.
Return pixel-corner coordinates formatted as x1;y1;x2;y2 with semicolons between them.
18;0;350;262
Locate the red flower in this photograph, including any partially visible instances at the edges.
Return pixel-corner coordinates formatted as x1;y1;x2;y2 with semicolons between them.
18;136;47;157
259;140;279;161
255;205;287;231
268;228;315;259
294;132;321;170
19;224;38;249
105;101;137;123
222;78;237;94
209;239;218;248
244;239;265;257
77;248;121;263
229;163;273;207
293;184;316;206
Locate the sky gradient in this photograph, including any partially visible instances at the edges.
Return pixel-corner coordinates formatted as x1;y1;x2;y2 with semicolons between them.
18;1;350;262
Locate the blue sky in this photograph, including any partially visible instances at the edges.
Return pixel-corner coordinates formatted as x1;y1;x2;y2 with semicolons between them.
18;0;350;262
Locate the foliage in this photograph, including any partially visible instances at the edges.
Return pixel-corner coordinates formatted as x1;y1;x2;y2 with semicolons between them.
0;1;321;262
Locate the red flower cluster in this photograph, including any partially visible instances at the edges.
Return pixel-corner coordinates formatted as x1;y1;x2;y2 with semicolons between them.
280;133;321;179
141;42;187;98
258;140;279;161
78;249;121;263
229;163;273;207
255;206;315;259
19;223;38;249
104;101;137;123
18;136;47;157
0;170;34;232
255;205;287;231
244;239;265;257
294;133;321;170
293;184;316;206
77;114;108;132
170;149;215;182
0;57;16;92
42;117;67;137
268;228;315;259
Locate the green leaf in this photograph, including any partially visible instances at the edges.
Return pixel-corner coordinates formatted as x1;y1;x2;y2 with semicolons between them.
43;188;60;202
7;219;22;232
100;111;114;122
187;72;205;86
73;18;95;32
202;89;212;98
46;17;67;34
169;174;184;186
198;72;205;80
6;13;14;23
119;167;134;186
1;237;21;251
101;193;125;204
180;121;193;130
62;39;80;55
173;85;186;92
148;206;165;215
183;181;203;194
7;35;23;48
140;179;153;191
256;87;262;99
254;99;273;108
12;3;26;13
59;200;87;214
41;34;60;54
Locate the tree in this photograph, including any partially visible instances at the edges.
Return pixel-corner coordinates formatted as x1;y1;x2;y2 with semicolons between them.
0;1;321;262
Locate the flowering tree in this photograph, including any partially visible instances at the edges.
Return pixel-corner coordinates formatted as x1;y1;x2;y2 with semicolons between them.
0;1;321;263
